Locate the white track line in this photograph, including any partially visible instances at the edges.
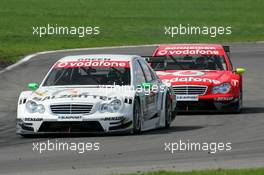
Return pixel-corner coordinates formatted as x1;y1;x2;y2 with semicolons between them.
0;44;159;75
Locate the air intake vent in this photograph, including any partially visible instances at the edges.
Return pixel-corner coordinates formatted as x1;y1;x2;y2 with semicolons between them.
50;104;93;114
172;85;207;95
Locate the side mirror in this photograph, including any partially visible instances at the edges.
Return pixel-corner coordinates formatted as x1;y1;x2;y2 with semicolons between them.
141;82;153;89
144;57;151;62
28;82;39;91
235;67;246;74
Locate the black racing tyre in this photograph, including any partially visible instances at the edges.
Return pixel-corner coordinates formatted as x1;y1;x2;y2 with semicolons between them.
165;94;172;128
232;90;243;113
19;134;36;138
132;99;142;134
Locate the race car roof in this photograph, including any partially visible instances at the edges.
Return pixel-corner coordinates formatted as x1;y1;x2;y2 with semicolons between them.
154;44;225;56
57;54;138;62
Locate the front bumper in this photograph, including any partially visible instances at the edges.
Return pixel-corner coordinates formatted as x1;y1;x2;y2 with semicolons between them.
176;94;239;112
16;115;133;135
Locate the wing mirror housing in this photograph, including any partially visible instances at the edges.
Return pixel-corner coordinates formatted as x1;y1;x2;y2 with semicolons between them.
28;82;39;91
141;82;153;89
235;67;246;74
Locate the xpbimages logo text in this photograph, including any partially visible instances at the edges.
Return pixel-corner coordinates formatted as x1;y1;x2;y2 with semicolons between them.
32;139;100;154
164;24;232;38
164;140;232;154
32;24;100;38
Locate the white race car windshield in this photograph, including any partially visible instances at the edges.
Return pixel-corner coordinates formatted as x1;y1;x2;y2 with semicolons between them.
151;55;227;71
43;67;131;86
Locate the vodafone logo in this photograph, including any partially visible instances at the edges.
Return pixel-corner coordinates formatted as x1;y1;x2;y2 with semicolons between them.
156;49;220;56
173;70;205;76
156;71;221;85
54;61;130;68
162;77;221;85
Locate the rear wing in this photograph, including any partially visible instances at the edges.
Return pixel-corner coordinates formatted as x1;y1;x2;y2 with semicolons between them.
223;45;230;58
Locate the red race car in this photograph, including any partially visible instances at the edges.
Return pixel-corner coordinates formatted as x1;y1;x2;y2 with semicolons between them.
149;44;246;112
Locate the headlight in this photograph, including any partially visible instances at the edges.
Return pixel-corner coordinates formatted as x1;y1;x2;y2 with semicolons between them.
212;83;231;94
25;100;45;113
37;104;45;113
100;99;122;113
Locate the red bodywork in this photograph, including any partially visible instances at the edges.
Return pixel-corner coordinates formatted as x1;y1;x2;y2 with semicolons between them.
152;44;243;111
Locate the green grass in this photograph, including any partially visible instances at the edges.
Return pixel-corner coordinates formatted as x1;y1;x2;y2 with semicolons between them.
119;168;264;175
0;0;264;62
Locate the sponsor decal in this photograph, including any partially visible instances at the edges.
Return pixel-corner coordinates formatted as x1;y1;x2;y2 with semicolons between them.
24;118;43;121
34;87;59;97
162;77;221;85
32;93;109;101
51;88;78;96
34;90;48;97
58;115;83;121
157;71;221;84
214;97;234;101
54;60;130;68
163;46;217;50
77;58;110;61
101;116;124;121
176;95;198;101
156;70;205;76
156;49;221;56
172;70;205;76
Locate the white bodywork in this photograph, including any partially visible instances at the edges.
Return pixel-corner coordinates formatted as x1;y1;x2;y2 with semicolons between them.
17;54;176;135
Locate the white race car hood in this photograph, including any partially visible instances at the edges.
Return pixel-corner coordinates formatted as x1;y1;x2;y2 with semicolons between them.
29;86;134;103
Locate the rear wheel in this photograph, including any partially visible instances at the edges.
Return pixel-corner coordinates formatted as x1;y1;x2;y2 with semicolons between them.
133;99;142;134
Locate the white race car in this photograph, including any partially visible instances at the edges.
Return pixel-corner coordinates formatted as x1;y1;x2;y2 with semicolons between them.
17;54;176;136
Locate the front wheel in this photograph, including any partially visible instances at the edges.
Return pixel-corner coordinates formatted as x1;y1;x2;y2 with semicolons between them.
132;99;142;134
165;95;172;128
233;90;243;113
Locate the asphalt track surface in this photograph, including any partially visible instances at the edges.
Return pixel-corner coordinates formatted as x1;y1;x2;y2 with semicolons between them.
0;43;264;175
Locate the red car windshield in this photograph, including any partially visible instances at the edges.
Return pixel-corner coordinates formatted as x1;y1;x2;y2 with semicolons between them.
150;55;227;71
